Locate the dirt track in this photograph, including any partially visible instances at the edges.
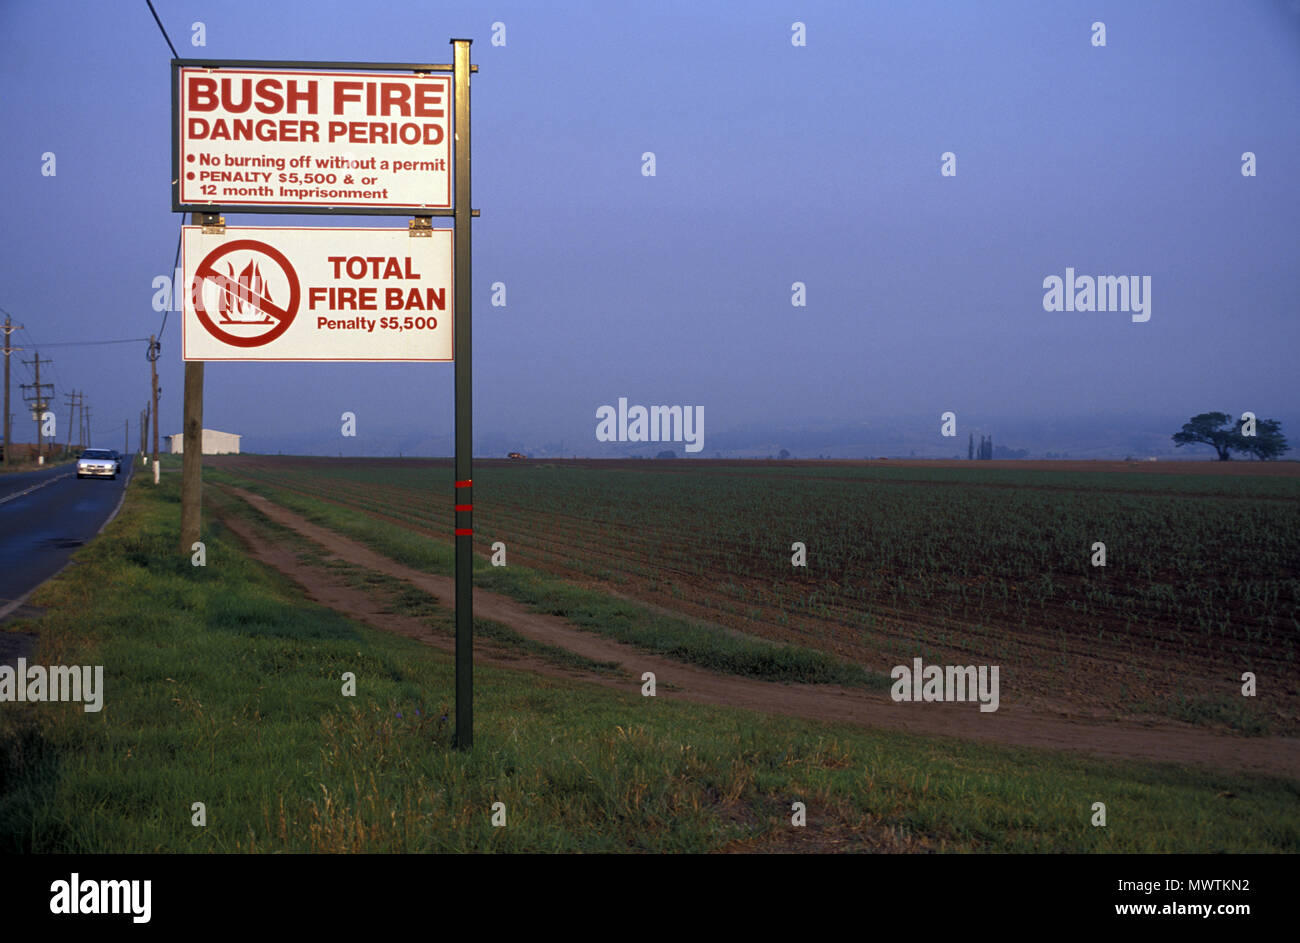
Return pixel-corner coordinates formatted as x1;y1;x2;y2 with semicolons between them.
216;485;1300;780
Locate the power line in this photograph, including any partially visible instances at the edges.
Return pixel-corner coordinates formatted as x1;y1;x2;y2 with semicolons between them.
19;352;54;459
23;338;151;348
15;328;65;397
159;220;183;340
145;0;179;59
114;5;186;343
142;7;185;342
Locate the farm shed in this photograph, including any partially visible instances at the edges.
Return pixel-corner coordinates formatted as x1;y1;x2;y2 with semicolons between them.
166;429;242;455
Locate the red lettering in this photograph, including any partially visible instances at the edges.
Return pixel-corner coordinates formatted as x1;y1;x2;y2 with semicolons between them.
413;85;443;117
380;83;410;116
188;77;219;111
385;287;446;311
254;78;283;114
220;78;253;114
333;81;364;114
187;74;317;116
283;79;317;114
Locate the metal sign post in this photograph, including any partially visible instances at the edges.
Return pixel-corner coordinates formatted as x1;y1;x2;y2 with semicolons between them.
450;37;474;750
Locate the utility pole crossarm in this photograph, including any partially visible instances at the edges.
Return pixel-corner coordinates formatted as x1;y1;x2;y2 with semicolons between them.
20;351;55;461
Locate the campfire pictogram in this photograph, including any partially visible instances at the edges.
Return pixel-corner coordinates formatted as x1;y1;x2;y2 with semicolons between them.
218;259;275;324
192;238;301;349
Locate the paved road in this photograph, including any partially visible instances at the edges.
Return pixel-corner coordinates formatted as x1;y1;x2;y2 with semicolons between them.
0;461;132;620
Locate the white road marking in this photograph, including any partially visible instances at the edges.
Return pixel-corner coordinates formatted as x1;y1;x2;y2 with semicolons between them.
0;470;76;507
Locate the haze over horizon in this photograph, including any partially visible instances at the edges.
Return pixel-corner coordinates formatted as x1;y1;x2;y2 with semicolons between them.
2;1;1296;461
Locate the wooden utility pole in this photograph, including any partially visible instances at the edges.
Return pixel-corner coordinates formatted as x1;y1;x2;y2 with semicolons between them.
179;213;207;555
82;404;92;448
65;391;77;454
149;335;160;484
20;351;53;461
180;358;203;554
34;353;44;460
2;316;22;466
124;419;128;457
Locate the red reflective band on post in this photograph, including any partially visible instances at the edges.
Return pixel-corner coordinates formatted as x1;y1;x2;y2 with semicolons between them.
455;528;473;536
454;504;472;511
455;479;472;488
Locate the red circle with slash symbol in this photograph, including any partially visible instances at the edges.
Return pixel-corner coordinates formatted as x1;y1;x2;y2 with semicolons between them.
192;240;300;347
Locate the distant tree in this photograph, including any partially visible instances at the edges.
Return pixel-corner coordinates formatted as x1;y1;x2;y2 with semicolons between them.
1238;417;1290;461
656;449;676;459
778;448;791;459
1172;412;1247;460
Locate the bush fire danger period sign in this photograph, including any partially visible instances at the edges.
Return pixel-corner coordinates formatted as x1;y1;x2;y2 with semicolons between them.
181;226;453;362
174;67;452;213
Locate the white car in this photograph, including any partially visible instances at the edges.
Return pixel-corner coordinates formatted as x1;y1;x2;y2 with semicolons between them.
77;449;120;480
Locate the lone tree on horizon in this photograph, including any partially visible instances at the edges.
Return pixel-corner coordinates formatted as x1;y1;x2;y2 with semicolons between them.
1241;418;1290;460
1172;412;1290;460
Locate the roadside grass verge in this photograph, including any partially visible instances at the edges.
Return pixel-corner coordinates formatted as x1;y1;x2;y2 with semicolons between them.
0;473;1296;852
206;467;885;689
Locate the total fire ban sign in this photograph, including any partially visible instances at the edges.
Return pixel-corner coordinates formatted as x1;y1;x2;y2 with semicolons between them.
181;226;454;361
173;66;452;214
171;44;477;750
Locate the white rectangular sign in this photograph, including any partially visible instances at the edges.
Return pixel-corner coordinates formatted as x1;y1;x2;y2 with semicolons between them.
181;226;453;362
175;67;452;212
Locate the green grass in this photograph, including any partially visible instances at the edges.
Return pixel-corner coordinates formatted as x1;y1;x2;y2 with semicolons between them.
0;471;1297;852
207;486;628;680
206;465;884;689
1132;694;1274;737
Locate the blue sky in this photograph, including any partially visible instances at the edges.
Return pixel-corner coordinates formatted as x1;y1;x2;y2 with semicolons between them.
1;0;1297;457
